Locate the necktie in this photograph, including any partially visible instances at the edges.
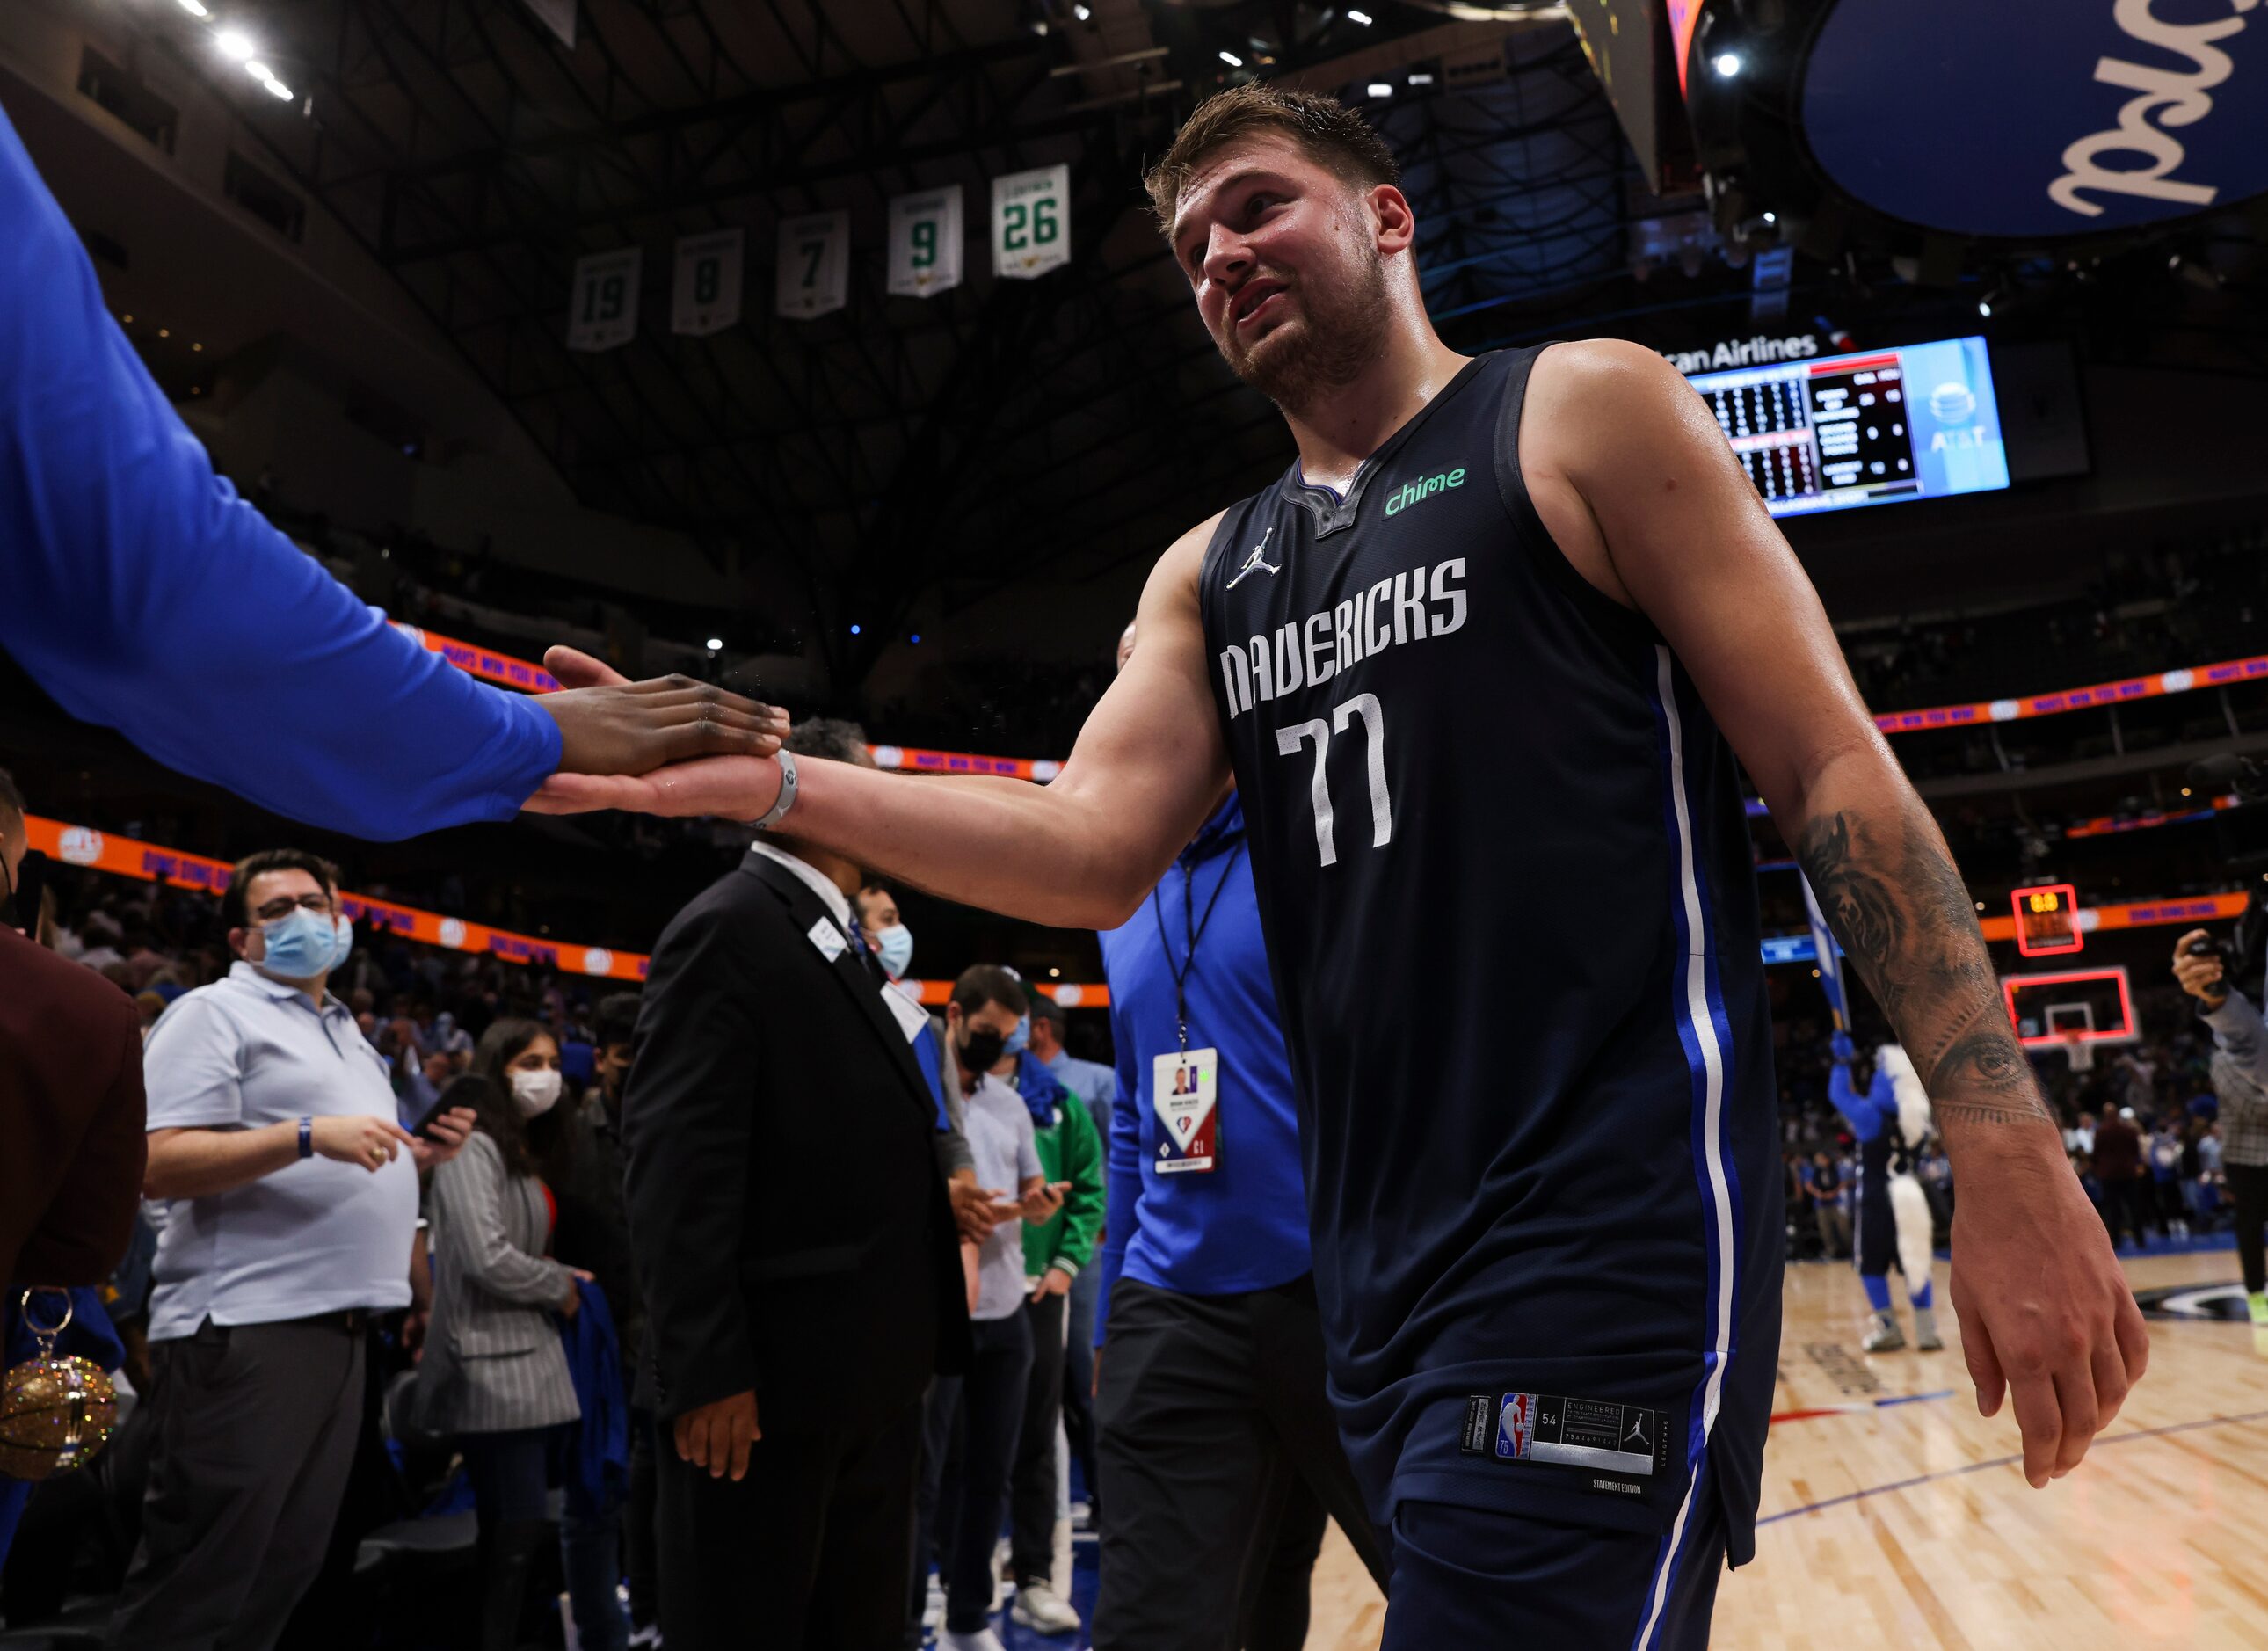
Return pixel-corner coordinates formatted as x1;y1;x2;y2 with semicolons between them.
846;915;884;985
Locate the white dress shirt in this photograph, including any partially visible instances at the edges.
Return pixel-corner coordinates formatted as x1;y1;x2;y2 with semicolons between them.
747;840;851;932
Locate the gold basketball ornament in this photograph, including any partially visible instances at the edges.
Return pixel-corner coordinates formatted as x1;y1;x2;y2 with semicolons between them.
0;1290;118;1480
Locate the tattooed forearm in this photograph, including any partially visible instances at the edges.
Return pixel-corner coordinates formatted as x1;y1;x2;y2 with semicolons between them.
1797;799;2050;1130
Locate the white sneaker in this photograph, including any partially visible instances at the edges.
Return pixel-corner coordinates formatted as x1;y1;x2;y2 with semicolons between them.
938;1630;1007;1651
1011;1582;1082;1634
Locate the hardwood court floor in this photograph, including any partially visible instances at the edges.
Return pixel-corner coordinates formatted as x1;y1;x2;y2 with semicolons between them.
1305;1249;2268;1650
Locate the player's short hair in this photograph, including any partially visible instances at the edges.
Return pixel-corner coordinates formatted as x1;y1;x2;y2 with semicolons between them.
951;964;1029;1020
594;991;641;1052
1144;84;1400;238
225;848;341;930
0;765;24;834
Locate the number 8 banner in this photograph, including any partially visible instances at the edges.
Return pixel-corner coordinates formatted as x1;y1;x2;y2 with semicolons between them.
672;229;744;337
992;164;1070;280
887;185;964;298
775;209;850;320
566;248;642;353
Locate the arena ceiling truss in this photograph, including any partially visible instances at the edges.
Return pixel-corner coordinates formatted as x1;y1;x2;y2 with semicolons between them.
163;0;1704;685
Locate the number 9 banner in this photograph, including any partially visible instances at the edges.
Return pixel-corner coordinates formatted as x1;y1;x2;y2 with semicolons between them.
887;185;964;298
775;209;850;321
565;248;642;353
672;228;745;337
992;164;1070;280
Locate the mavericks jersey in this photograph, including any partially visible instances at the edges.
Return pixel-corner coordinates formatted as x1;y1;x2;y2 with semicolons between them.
1196;348;1783;1562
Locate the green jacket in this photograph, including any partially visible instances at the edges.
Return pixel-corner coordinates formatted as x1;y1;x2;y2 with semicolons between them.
1015;1055;1106;1280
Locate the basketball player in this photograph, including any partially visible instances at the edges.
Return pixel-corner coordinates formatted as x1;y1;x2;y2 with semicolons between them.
532;85;2148;1645
1829;1036;1942;1352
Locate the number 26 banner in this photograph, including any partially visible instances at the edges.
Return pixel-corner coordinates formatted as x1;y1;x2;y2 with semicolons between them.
992;164;1069;280
887;185;963;298
775;209;850;320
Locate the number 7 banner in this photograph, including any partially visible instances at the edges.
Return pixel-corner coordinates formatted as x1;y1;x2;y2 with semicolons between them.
887;185;963;298
992;164;1070;280
775;209;849;320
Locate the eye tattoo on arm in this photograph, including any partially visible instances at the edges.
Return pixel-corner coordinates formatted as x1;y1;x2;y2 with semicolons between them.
1797;803;2049;1129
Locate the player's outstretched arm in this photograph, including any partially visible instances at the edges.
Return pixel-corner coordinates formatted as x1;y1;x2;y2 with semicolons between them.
1529;338;2148;1491
530;519;1234;931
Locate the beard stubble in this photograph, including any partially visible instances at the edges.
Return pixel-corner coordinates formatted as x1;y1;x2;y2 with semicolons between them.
1222;244;1392;416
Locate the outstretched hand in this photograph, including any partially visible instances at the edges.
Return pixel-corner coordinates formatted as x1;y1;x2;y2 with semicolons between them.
523;647;789;818
531;646;789;780
1947;1146;2150;1488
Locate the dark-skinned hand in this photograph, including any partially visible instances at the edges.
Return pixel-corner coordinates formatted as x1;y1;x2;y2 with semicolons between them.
530;664;790;782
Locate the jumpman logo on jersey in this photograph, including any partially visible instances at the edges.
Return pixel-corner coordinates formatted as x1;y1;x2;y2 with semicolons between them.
1225;527;1281;589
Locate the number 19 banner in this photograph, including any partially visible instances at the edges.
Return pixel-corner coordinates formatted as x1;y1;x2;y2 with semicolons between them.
566;248;641;352
775;210;850;320
992;164;1069;280
886;185;963;298
672;229;744;337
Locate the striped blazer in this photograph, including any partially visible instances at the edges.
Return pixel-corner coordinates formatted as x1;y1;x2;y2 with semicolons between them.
418;1130;580;1436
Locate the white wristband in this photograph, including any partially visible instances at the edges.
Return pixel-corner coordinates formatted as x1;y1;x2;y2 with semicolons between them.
750;749;798;831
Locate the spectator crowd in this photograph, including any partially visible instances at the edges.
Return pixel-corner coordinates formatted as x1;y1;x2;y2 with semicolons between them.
1;819;1116;1650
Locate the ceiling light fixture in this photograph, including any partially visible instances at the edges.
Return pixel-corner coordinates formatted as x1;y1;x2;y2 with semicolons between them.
1367;81;1392;97
216;28;257;60
1712;51;1742;76
264;79;293;98
705;637;723;651
177;0;210;15
1073;3;1090;16
1348;8;1373;22
1218;49;1242;67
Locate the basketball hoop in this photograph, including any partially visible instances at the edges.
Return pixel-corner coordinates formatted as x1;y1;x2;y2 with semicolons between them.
2060;1029;2095;1073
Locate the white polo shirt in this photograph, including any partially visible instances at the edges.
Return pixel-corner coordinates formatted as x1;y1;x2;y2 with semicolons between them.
143;962;418;1341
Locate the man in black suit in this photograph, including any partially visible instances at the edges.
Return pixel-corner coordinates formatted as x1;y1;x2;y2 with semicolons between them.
622;719;970;1650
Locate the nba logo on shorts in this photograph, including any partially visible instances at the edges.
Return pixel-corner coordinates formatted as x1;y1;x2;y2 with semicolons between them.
1495;1392;1535;1461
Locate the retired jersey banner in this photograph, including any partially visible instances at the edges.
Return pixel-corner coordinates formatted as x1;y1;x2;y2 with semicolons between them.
775;210;850;319
992;164;1069;280
671;229;744;336
565;248;640;352
887;185;964;298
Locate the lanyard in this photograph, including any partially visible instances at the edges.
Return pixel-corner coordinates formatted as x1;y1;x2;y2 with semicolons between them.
1152;840;1245;1057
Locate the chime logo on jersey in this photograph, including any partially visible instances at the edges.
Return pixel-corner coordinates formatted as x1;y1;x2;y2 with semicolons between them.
1225;527;1281;589
1216;557;1466;720
1381;466;1466;517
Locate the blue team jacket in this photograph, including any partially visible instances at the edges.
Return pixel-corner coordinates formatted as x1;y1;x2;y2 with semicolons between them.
0;105;559;840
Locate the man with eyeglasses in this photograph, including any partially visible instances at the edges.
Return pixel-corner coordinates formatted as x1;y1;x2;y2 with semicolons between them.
113;848;476;1651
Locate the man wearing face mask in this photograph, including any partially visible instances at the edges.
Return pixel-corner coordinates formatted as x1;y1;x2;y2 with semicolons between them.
911;967;1064;1651
115;847;474;1651
858;880;1011;1252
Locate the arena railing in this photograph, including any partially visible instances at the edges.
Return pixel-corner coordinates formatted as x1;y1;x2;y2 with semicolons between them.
391;620;2268;770
25;810;2245;992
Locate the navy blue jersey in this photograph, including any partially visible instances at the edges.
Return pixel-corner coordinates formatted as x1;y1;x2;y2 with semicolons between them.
1195;348;1783;1571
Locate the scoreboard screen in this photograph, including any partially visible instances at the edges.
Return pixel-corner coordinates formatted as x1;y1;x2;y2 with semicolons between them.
1687;336;2010;518
2012;883;2083;958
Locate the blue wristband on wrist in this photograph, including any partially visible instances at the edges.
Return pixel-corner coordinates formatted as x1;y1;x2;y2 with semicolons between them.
298;1116;314;1160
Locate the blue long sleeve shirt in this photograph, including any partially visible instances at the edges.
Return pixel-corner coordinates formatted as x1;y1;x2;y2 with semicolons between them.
1828;1063;1894;1143
1092;795;1312;1344
0;105;560;840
